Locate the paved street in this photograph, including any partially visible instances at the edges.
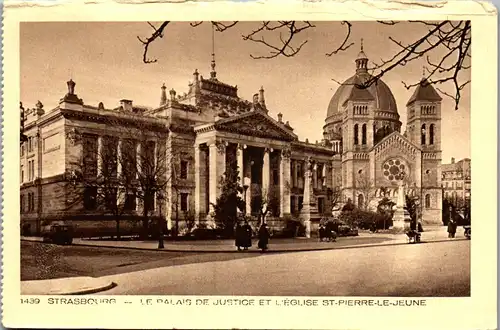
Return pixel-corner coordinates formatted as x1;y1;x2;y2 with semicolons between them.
21;241;256;281
97;240;470;296
21;235;388;281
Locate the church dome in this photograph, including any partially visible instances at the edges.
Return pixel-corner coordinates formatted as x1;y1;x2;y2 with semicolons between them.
325;72;398;121
325;40;398;125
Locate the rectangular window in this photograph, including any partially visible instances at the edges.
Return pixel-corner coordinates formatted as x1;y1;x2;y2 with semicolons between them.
84;187;98;210
180;193;188;212
83;134;98;178
28;137;32;153
102;136;118;178
318;197;325;214
20;165;24;183
180;161;188;179
290;196;296;214
31;193;35;212
105;188;118;211
144;191;155;212
298;196;304;211
20;194;25;213
27;160;34;181
124;191;137;211
20;144;25;156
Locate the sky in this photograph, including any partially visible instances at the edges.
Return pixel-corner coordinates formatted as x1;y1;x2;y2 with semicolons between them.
20;21;470;163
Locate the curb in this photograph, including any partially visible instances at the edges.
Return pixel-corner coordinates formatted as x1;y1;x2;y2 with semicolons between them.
22;237;467;254
61;282;117;295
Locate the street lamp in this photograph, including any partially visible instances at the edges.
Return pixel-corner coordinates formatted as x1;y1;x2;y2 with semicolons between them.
243;176;251;215
157;191;164;249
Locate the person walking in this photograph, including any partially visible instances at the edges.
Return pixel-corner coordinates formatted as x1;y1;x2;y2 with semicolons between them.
235;221;244;251
242;220;252;250
258;223;271;252
447;206;457;238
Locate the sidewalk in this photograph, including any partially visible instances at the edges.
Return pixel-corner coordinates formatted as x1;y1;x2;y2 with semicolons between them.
21;276;116;295
21;225;467;253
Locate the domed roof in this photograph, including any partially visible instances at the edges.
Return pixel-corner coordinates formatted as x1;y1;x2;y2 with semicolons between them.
326;72;398;120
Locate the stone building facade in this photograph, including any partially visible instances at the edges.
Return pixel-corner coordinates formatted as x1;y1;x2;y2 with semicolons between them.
20;46;443;235
441;157;471;207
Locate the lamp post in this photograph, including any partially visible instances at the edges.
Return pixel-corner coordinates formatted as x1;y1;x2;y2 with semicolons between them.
157;191;164;249
243;176;251;215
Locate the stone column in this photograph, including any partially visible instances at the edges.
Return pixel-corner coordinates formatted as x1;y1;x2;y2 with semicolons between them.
97;136;103;176
194;144;201;222
262;147;271;195
292;160;298;188
117;139;122;177
280;148;291;216
208;140;226;214
237;144;246;198
136;142;142;179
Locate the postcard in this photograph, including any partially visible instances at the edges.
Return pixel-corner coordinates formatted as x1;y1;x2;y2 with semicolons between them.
2;1;497;329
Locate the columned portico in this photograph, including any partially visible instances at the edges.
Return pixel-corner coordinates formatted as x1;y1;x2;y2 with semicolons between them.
208;140;227;214
280;148;291;216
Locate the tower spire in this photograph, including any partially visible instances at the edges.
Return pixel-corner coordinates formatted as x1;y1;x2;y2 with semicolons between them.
355;37;368;73
210;23;217;79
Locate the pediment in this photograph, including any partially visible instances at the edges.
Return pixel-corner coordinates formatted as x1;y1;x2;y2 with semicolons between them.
372;132;420;160
214;110;298;141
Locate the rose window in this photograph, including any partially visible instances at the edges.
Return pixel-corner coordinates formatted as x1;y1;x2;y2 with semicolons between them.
383;159;407;181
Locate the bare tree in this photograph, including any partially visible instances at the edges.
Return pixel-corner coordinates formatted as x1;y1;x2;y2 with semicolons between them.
355;173;377;210
65;114;171;239
137;20;470;109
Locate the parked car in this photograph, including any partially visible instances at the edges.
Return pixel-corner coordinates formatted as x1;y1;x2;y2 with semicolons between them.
42;224;74;245
337;223;359;236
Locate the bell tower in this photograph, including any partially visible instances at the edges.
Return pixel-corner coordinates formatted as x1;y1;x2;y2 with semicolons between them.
405;74;443;224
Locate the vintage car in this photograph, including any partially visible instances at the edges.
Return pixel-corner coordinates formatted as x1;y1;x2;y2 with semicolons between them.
42;224;74;245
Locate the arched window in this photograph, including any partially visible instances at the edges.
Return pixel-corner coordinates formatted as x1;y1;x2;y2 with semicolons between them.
429;124;435;145
362;124;367;145
354;124;359;145
425;194;431;208
421;124;426;145
357;194;364;209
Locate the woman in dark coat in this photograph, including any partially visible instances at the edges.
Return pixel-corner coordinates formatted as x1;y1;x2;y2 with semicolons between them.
235;222;244;251
241;221;252;250
258;223;270;252
447;206;457;238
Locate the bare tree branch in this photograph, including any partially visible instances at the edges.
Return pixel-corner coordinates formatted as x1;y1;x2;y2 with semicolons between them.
137;20;471;109
137;21;170;63
326;21;354;56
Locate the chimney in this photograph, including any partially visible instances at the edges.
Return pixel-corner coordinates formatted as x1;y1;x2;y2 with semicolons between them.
259;86;266;107
451;157;455;164
192;69;200;93
253;93;259;105
277;113;283;123
120;99;133;111
160;84;167;106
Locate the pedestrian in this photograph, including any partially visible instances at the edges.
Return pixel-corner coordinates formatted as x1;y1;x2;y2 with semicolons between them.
258;223;270;252
242;220;252;250
319;224;326;242
447;206;457;238
235;221;244;251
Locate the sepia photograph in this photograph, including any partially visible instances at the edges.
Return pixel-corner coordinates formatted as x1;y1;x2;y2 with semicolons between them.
18;20;473;297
